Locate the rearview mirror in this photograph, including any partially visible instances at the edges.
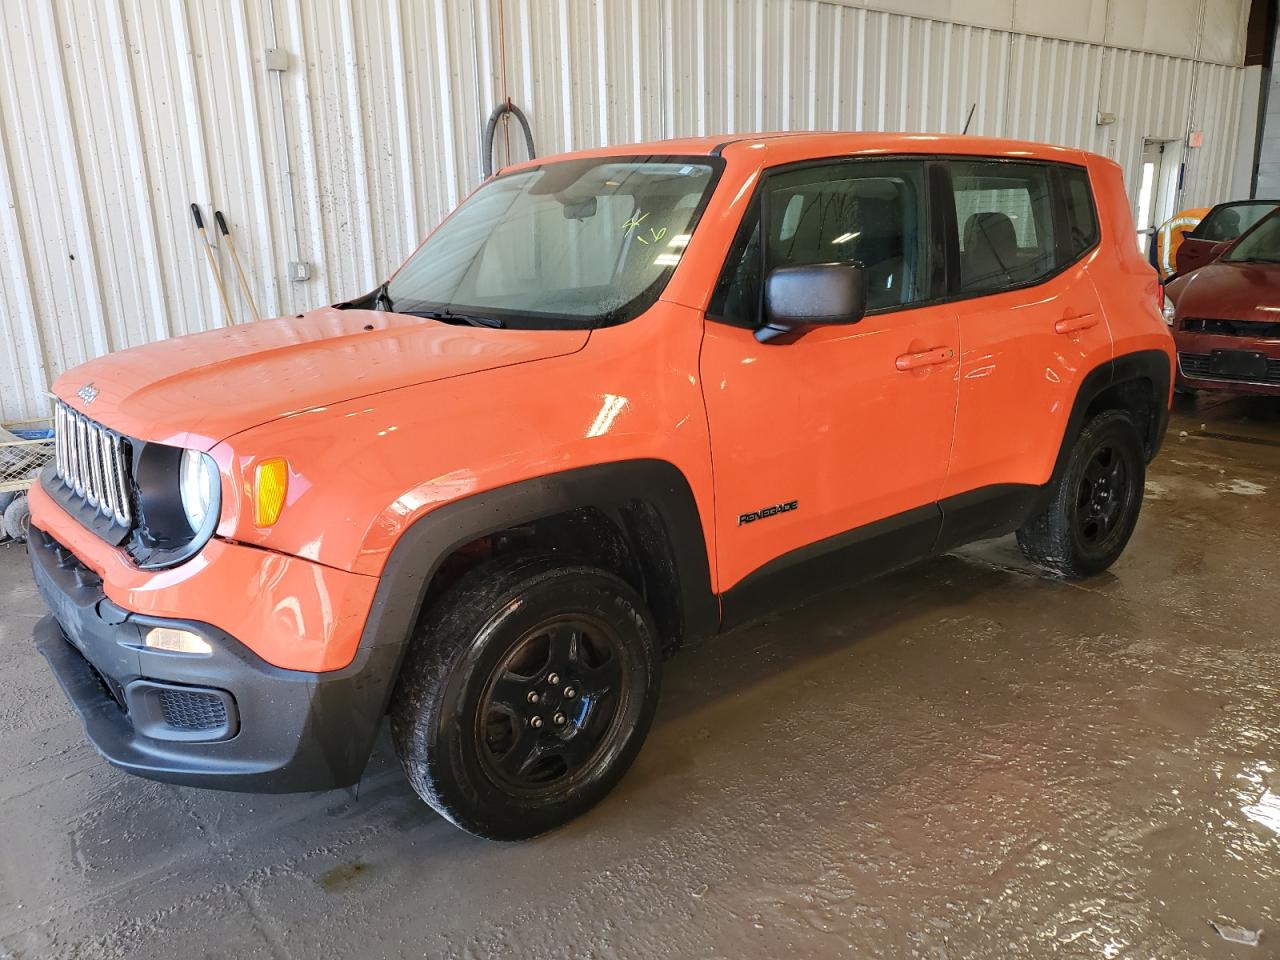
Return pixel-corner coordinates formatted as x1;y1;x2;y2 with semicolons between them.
756;263;867;344
561;196;598;219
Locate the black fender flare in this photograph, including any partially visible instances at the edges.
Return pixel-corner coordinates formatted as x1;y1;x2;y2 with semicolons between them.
1047;348;1172;493
350;458;718;723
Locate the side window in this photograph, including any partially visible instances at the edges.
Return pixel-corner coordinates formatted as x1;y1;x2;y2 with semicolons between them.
951;160;1057;293
709;160;931;325
1061;166;1099;258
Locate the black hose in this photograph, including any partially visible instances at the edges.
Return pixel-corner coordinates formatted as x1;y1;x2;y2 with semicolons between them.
482;101;535;177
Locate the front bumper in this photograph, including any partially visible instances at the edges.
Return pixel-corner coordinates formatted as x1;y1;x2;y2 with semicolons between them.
1174;330;1280;395
30;526;392;792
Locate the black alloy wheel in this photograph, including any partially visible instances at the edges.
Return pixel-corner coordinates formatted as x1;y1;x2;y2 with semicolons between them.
1016;409;1146;578
1074;443;1136;550
391;555;661;840
477;615;630;795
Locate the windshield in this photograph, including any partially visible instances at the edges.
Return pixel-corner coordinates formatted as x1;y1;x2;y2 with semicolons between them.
384;155;721;328
1223;211;1280;264
1197;202;1277;242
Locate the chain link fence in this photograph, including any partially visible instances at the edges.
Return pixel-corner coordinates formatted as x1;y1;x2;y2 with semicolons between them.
1;420;54;494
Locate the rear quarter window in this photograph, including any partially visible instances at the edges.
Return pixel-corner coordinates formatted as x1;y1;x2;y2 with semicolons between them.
1061;166;1099;258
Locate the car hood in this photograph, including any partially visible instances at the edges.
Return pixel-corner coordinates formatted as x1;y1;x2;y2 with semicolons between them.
1170;260;1280;324
50;308;589;450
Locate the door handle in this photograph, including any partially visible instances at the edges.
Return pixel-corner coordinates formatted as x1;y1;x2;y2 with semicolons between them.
895;346;955;371
1054;313;1098;335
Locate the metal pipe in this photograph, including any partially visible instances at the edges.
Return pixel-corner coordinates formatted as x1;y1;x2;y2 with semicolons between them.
267;0;304;308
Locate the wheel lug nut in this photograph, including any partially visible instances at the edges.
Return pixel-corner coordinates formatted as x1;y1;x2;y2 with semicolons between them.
526;691;540;704
564;686;576;699
547;672;560;685
553;712;566;726
530;715;544;729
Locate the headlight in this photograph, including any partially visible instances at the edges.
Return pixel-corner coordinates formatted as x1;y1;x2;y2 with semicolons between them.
1162;292;1176;326
179;449;218;533
128;443;222;569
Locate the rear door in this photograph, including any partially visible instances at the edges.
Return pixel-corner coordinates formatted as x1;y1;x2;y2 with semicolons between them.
699;157;959;601
939;159;1112;543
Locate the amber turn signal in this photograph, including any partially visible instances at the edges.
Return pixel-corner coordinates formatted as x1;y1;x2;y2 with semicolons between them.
253;458;289;527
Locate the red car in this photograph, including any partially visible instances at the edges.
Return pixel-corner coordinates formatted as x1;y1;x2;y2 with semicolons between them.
1173;199;1278;277
1167;206;1280;395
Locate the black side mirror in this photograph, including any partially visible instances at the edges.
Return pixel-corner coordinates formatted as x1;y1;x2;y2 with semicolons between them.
756;263;867;344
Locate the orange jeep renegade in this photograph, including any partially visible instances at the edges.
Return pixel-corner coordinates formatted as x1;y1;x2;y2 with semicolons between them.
30;133;1173;839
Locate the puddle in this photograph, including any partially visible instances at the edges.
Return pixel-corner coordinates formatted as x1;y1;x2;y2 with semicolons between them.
1214;479;1267;497
1144;480;1171;501
319;860;368;892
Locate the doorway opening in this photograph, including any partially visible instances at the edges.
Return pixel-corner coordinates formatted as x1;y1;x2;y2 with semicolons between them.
1135;138;1182;255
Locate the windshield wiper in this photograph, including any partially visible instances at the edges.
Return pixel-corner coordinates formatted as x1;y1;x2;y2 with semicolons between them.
374;281;394;310
405;308;504;329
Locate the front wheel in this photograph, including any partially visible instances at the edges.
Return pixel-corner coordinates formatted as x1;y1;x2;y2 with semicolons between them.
1016;410;1146;578
390;555;661;840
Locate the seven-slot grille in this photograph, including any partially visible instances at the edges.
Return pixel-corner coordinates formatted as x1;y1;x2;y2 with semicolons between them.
54;400;133;526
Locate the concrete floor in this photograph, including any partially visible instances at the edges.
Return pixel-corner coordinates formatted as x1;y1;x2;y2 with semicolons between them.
2;395;1280;959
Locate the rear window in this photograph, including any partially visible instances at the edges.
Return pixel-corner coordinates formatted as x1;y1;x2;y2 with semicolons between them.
949;160;1097;296
951;161;1056;293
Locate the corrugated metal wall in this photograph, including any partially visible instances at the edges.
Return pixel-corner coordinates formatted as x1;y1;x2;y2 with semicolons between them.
0;0;1250;421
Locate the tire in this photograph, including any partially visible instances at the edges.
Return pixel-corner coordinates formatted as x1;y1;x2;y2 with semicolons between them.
390;554;662;840
2;495;30;543
1016;410;1146;578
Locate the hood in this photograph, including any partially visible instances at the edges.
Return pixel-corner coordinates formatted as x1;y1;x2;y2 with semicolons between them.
51;308;589;449
1170;261;1280;324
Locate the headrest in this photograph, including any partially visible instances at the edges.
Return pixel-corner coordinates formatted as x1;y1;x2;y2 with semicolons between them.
964;212;1016;253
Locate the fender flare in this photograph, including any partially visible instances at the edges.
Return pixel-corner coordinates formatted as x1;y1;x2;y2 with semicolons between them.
1048;348;1172;493
350;458;718;717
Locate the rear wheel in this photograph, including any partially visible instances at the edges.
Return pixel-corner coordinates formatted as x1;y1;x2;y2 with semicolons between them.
1016;410;1146;578
390;555;660;840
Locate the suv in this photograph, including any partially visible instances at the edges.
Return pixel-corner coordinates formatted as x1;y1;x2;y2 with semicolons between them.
29;134;1172;840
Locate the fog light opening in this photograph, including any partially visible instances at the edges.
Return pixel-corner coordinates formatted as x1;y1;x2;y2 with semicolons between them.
144;627;213;655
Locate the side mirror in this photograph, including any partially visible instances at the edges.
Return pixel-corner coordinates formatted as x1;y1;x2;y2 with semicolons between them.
756;263;867;344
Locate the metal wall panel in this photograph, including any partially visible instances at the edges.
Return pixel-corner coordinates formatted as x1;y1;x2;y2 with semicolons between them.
0;0;1253;420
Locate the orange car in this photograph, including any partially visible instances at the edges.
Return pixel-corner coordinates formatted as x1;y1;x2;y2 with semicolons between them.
29;133;1173;839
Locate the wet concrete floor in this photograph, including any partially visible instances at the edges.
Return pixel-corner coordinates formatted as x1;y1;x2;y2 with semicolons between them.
2;394;1280;959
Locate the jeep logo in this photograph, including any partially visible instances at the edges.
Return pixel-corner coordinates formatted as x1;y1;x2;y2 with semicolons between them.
76;382;98;405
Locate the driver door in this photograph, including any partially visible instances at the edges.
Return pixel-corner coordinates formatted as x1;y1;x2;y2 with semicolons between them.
699;158;959;618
